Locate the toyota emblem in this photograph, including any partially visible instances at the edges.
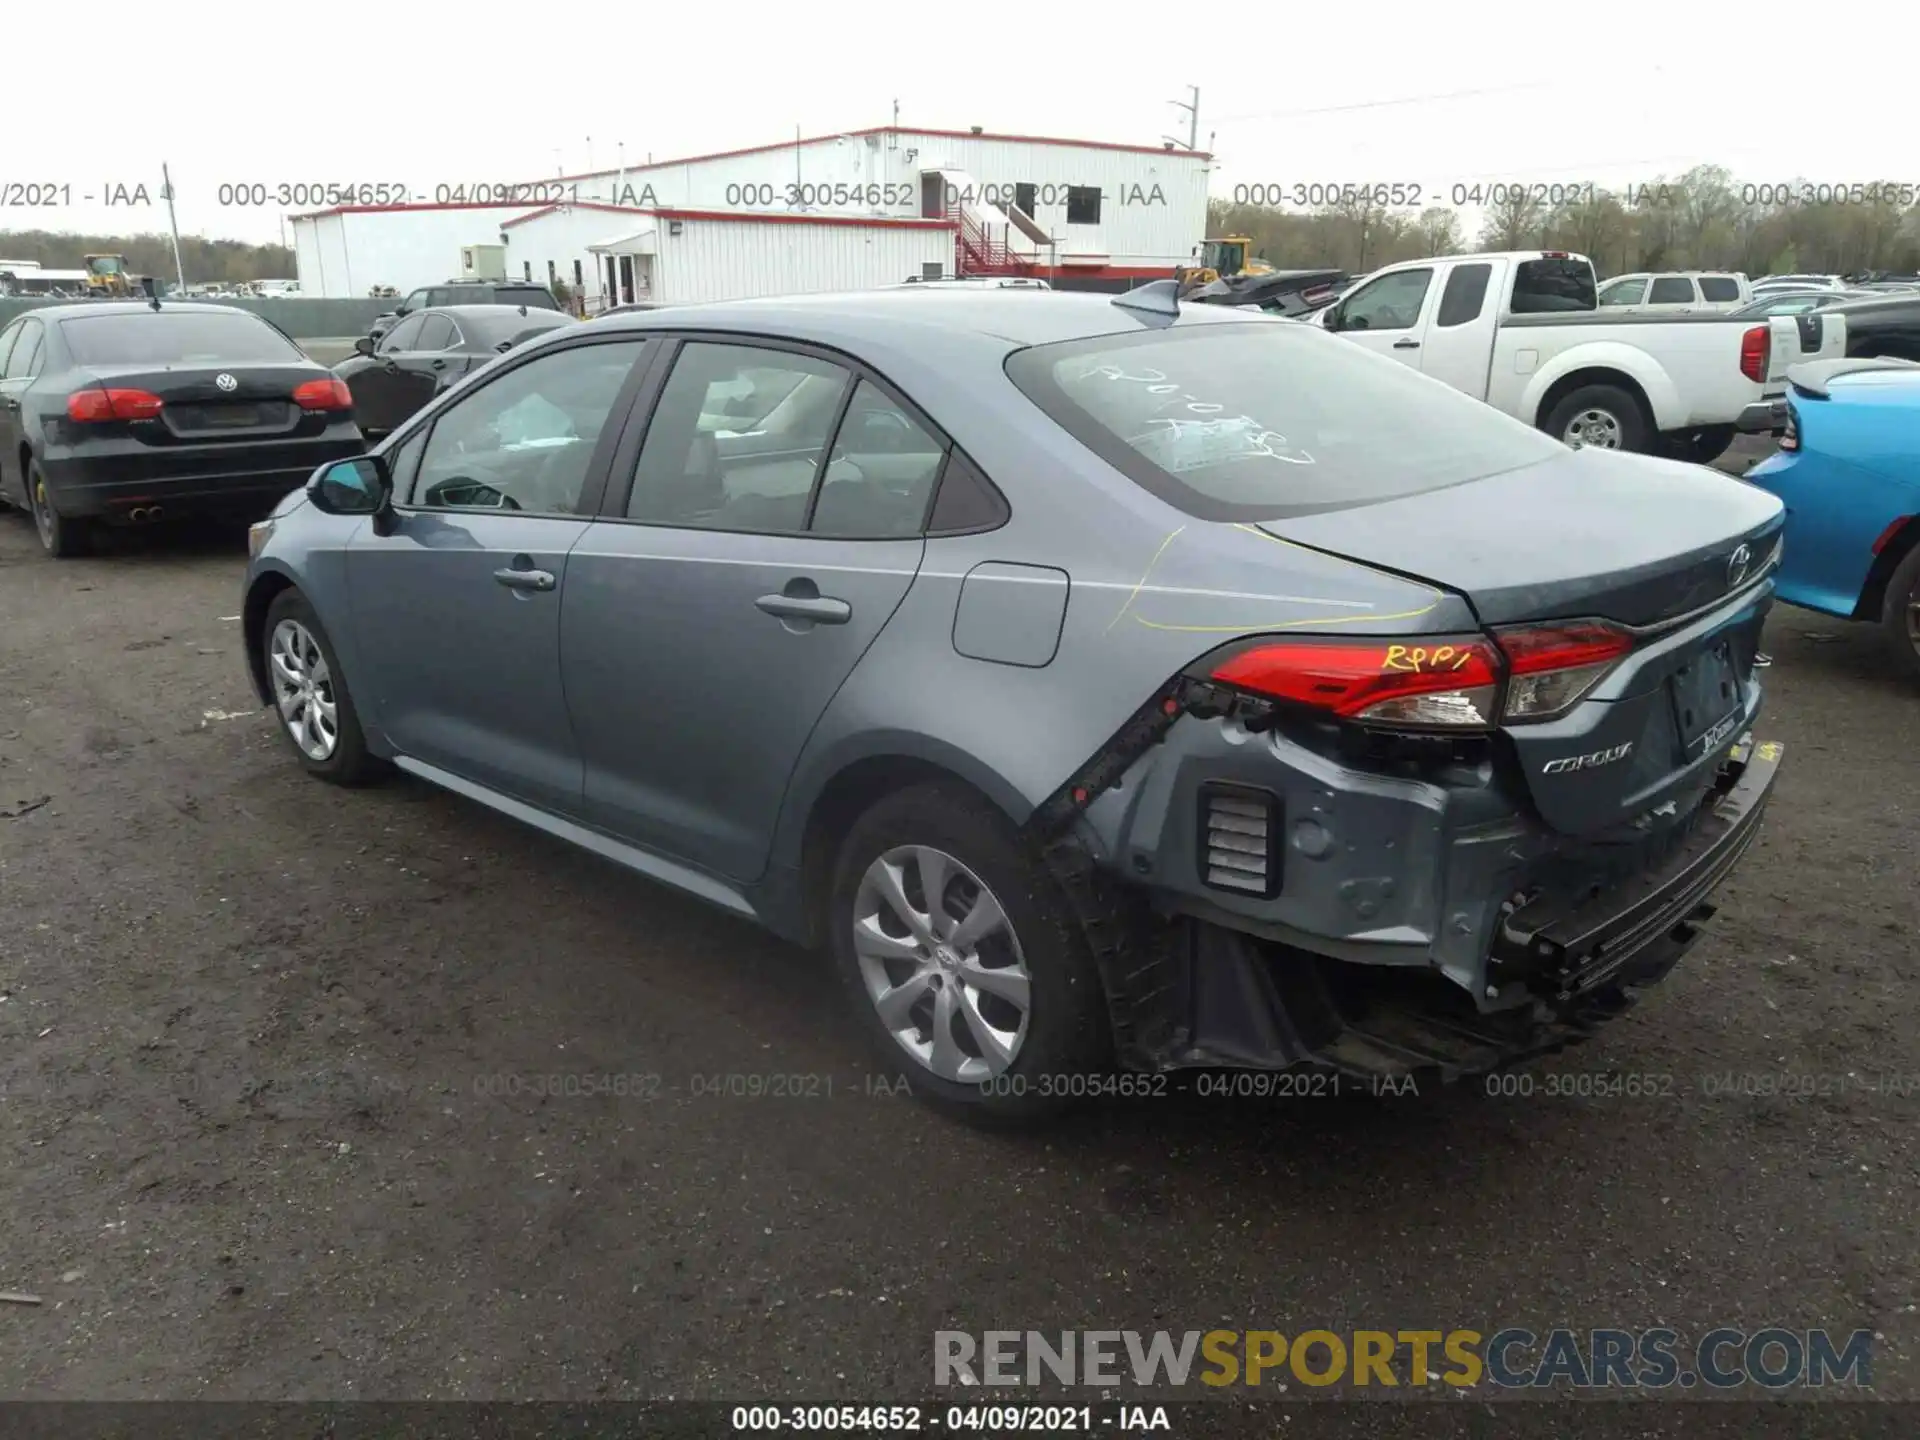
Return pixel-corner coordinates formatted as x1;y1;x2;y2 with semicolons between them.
215;373;238;392
1727;543;1752;588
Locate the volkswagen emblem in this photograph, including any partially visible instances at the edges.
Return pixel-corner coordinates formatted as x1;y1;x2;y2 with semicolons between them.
214;373;238;392
1727;543;1752;588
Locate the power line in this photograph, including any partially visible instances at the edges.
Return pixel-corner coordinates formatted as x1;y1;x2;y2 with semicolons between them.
1211;80;1554;124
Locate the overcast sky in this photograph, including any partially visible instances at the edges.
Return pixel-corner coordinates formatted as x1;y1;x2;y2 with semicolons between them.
9;1;1911;248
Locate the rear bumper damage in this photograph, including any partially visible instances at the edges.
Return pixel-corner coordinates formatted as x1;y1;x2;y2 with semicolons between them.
1039;726;1782;1082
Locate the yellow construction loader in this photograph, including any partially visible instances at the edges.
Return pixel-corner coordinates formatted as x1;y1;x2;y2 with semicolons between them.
84;254;139;297
1174;236;1276;293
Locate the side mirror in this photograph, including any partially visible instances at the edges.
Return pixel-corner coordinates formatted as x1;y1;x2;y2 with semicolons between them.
353;336;375;357
1321;304;1343;332
308;456;391;517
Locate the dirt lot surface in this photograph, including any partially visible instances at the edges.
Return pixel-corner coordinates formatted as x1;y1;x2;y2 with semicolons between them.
0;443;1914;1418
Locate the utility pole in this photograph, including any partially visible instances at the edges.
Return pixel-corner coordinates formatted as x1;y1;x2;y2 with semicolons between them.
892;98;899;128
160;163;187;293
1166;86;1200;150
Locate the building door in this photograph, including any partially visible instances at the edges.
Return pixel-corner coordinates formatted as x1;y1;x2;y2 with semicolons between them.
619;255;634;304
605;256;618;307
920;173;945;219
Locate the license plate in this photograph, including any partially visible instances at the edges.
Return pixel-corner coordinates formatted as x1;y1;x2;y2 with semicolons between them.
204;406;258;427
1670;642;1743;758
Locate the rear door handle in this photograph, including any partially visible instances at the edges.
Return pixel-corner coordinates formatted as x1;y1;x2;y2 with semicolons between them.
1393;338;1420;350
755;592;851;624
493;567;556;592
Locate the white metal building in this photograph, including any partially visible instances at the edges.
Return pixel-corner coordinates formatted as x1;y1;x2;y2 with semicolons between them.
288;124;1212;299
291;202;533;298
502;203;956;307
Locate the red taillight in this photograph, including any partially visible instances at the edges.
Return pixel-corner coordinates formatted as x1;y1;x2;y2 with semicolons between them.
1739;325;1770;383
1205;621;1637;730
1495;621;1634;722
66;387;163;422
1209;636;1503;730
293;377;353;411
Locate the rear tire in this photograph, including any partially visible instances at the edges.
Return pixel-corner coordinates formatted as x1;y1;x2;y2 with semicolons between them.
827;783;1112;1127
1543;385;1651;454
27;461;92;558
1879;543;1920;682
262;589;385;786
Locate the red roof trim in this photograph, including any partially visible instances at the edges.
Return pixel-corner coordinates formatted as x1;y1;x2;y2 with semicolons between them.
652;207;954;231
288;200;544;221
501;201;654;229
501;204;955;233
548;125;1211;183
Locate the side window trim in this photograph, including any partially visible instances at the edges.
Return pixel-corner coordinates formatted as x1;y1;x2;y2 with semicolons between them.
0;321;21;376
3;319;43;380
388;333;656;520
596;330;959;538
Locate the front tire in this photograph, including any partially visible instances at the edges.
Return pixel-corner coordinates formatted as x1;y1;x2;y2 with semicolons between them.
827;784;1111;1125
262;589;384;785
28;462;91;558
1880;543;1920;682
1543;384;1651;454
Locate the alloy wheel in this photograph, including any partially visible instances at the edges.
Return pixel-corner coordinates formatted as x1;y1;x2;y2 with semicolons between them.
1564;409;1623;449
269;618;339;761
851;845;1032;1084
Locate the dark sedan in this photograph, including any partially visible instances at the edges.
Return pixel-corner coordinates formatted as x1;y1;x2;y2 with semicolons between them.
335;304;576;440
1827;292;1920;361
0;302;364;557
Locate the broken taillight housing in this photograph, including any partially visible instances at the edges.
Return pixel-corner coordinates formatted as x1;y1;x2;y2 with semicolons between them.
1204;622;1637;731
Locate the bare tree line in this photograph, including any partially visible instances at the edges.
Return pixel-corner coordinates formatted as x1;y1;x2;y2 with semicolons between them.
1208;165;1920;277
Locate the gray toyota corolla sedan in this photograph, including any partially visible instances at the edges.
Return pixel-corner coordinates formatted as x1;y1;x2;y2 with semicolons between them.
242;283;1786;1121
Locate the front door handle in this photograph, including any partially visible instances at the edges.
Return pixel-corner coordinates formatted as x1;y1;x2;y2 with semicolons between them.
493;567;556;592
756;584;851;625
432;358;447;370
1393;338;1420;350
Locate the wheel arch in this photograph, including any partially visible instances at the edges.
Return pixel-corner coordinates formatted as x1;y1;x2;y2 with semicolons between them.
1530;364;1663;439
1853;513;1920;623
242;566;301;706
776;739;1034;952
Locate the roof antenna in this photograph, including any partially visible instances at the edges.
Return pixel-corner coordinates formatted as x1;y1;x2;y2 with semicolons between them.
142;275;161;311
1112;278;1180;317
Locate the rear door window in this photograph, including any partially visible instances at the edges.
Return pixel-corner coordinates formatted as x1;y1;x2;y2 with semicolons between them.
1648;276;1695;304
58;310;303;365
500;287;559;311
414;315;456;351
1435;263;1493;328
1005;320;1564;521
2;320;40;379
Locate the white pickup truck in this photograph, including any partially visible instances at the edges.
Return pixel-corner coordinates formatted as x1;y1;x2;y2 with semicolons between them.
1314;250;1845;461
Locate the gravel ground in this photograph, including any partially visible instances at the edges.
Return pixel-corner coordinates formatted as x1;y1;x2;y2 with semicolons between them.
0;440;1914;1417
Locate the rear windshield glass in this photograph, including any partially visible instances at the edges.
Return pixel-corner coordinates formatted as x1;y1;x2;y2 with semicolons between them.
60;310;303;365
1005;320;1564;521
1510;258;1596;313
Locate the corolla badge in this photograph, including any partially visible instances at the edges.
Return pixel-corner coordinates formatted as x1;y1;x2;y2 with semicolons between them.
1727;543;1752;588
1541;742;1634;775
215;373;238;391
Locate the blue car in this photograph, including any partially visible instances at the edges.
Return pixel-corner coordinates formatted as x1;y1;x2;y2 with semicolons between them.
1746;358;1920;679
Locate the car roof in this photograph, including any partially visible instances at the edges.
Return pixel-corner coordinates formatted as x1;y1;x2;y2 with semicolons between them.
589;286;1265;352
429;304;569;320
25;300;262;320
